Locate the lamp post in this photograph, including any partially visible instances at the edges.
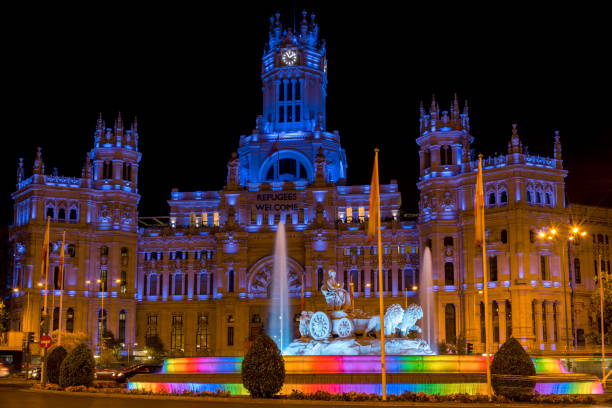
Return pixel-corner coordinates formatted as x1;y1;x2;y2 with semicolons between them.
96;279;104;352
537;225;586;354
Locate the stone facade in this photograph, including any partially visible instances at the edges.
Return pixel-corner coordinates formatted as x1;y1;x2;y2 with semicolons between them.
5;12;611;357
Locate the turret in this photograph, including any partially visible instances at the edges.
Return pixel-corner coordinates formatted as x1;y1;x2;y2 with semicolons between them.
16;158;24;186
32;147;45;184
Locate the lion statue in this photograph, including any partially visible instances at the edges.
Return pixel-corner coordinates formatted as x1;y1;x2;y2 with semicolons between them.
365;303;405;337
397;303;423;337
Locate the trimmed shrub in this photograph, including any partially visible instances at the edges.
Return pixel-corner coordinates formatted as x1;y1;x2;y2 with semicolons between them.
241;332;285;398
59;342;95;387
47;346;67;384
491;337;536;399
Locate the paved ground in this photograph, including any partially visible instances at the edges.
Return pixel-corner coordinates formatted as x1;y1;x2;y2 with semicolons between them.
1;380;611;408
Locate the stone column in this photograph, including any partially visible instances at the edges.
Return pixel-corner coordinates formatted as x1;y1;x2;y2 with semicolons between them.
498;300;507;345
533;299;542;350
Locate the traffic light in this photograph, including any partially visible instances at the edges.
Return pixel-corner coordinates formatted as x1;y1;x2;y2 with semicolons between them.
466;342;473;355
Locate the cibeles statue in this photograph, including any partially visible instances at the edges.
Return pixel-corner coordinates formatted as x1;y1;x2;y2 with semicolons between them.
321;269;349;310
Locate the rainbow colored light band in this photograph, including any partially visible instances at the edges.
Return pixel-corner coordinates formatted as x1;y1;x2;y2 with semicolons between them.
161;355;566;375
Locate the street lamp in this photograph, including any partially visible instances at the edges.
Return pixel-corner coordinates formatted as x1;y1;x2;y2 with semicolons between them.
593;234;610;387
537;225;585;354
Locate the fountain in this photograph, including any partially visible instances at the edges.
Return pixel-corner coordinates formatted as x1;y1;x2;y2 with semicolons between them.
266;221;291;353
419;247;437;349
128;228;603;396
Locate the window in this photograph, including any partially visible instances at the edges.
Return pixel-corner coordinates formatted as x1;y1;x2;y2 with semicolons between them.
54;266;62;290
159;274;164;295
488;192;496;206
545;192;551;206
174;273;182;295
360;270;365;293
68;244;76;257
480;302;485;343
574;258;581;284
119;310;126;343
553;303;558;342
423;149;431;169
98;309;107;341
540;255;548;280
505;300;512;338
526;190;532;203
209;273;214;295
371;269;377;291
100;246;109;256
120;270;127;294
536;191;541;204
149;274;157;296
53;307;60;331
228;269;235;293
445;304;456;344
121;247;128;266
489;256;498;282
397;268;402;293
58;208;66;221
66;308;74;333
46;207;54;219
227;326;234;346
530;230;535;243
387;269;392;292
542;303;547;342
317;268;324;292
199;273;208;295
444;262;454;285
500;190;508;205
443;236;454;247
196;313;209;353
99;269;107;292
577;329;585;347
170;314;183;351
501;229;508;244
492;301;499;343
145;314;158;346
532;301;537;336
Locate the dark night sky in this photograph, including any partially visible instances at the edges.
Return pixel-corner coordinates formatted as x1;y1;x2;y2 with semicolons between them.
2;2;611;223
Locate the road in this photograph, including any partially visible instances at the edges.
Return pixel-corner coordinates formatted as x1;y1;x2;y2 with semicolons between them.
0;384;610;408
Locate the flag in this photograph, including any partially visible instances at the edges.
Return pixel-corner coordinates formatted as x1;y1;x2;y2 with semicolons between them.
41;217;50;281
474;155;485;246
58;232;65;289
368;149;380;242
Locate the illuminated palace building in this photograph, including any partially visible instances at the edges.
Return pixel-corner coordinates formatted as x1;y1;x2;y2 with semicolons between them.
6;12;612;357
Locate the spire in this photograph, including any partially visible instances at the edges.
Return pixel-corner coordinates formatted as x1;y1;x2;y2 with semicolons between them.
508;123;523;155
554;130;563;168
16;158;24;185
96;112;104;132
132;116;139;150
430;94;437;119
274;11;282;40
82;153;92;179
300;9;308;37
114;112;124;144
452;93;461;129
33;147;44;175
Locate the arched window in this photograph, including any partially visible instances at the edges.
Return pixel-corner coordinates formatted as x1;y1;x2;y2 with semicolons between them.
553;303;558;342
66;308;74;333
492;301;499;343
119;310;126;343
143;274;148;297
526;189;532;203
58;208;66;221
536;191;542;204
100;246;109;256
424;149;431;169
501;229;508;244
440;146;447;165
488;192;496;206
68;244;76;257
505;300;512;338
500;190;508;205
53;307;60;331
545;192;552;206
121;247;128;266
228;269;235;293
46;207;54;219
54;266;61;290
445;304;456;344
444;262;454;285
489;256;498;282
443;236;454;247
574;258;581;284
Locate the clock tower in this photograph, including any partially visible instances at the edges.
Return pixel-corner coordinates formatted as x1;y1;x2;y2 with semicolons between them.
261;11;327;133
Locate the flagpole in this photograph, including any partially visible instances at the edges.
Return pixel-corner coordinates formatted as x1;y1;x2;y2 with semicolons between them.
58;231;65;346
374;148;387;401
41;216;50;386
477;155;493;399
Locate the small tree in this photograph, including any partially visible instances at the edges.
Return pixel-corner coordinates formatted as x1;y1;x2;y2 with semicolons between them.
47;346;68;384
145;334;165;362
491;337;536;400
50;330;89;353
241;332;285;398
59;342;95;387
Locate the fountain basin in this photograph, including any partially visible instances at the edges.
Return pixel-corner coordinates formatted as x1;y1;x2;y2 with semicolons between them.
128;355;603;395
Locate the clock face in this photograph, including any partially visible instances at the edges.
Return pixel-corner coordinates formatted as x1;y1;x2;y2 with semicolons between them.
281;49;297;66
